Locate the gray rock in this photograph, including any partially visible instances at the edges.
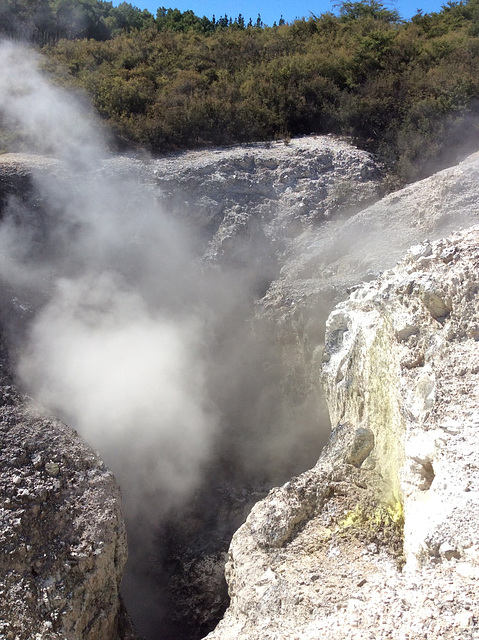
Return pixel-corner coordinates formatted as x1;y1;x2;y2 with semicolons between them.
345;427;375;468
0;135;382;639
5;140;479;639
0;372;130;639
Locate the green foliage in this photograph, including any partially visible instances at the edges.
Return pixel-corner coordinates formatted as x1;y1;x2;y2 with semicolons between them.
0;0;117;44
0;0;266;43
337;0;401;22
3;0;479;183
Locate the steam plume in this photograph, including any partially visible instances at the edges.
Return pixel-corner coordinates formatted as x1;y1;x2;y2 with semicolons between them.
0;39;327;637
0;41;226;625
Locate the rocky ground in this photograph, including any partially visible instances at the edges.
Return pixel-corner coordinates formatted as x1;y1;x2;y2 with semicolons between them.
0;135;383;639
207;226;479;640
2;138;479;639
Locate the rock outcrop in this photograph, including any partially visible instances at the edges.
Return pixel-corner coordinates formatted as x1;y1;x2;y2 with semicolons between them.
0;339;132;640
255;149;479;422
145;135;382;253
3;139;479;639
207;226;479;639
0;136;384;639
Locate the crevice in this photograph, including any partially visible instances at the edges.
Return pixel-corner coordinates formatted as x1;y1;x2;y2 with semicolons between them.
415;459;435;491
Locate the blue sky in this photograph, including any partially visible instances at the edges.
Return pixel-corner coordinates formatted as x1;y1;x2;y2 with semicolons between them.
113;0;449;27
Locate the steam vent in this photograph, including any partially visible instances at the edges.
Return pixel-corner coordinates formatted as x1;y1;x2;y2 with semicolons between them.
1;40;479;640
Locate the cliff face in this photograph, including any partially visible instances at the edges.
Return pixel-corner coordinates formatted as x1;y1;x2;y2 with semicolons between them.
206;226;479;639
323;224;479;577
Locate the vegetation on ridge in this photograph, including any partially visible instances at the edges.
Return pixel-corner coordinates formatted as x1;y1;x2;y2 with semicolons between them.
2;0;479;184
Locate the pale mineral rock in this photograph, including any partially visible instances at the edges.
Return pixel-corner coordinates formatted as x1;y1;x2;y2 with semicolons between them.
207;226;479;640
3;140;479;639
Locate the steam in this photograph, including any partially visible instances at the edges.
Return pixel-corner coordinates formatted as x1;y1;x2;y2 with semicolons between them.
18;274;216;514
0;40;220;524
0;39;327;637
0;41;103;164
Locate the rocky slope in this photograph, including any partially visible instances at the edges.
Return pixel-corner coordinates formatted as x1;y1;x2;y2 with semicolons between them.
256;148;479;418
0;136;384;639
0;341;133;640
206;226;479;640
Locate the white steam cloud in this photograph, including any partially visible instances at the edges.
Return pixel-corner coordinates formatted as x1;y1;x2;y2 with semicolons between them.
0;39;327;637
18;273;216;516
0;39;218;520
0;40;104;164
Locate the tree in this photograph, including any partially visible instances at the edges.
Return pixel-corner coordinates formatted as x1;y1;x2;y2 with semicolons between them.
53;0;111;40
109;2;154;33
156;6;212;32
336;0;401;22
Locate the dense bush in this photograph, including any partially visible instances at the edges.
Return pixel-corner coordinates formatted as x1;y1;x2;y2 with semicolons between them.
3;0;479;184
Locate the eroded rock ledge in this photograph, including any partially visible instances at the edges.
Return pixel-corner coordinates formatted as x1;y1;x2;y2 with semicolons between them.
207;226;479;640
0;351;131;640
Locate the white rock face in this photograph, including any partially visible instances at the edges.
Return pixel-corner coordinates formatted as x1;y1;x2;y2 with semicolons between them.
207;227;479;639
323;227;479;571
146;135;382;239
260;148;479;324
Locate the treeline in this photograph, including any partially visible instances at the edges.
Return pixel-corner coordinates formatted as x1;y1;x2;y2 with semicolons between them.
4;0;479;183
0;0;273;45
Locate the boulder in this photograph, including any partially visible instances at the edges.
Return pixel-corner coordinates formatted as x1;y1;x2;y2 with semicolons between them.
0;342;131;640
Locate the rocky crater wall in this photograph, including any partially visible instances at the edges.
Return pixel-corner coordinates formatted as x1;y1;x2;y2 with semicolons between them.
207;226;479;640
0;136;383;639
0;357;133;639
2;139;479;638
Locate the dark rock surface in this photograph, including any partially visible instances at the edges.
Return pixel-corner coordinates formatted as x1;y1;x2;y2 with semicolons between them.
0;336;131;639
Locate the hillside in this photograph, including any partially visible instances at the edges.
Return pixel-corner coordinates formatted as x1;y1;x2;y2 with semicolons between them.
3;0;479;183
